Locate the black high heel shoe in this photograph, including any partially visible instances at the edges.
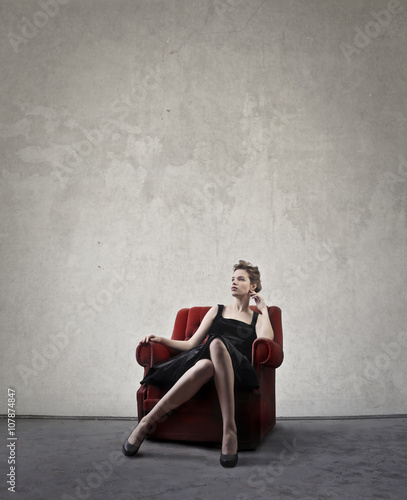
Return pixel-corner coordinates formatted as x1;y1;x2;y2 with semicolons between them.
220;452;239;468
122;420;151;457
220;430;238;467
122;439;141;457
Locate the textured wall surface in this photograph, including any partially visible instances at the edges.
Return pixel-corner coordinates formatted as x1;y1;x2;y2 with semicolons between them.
0;0;406;417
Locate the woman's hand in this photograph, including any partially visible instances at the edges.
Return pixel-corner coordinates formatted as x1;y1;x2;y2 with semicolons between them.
141;335;162;344
251;293;275;340
249;292;268;312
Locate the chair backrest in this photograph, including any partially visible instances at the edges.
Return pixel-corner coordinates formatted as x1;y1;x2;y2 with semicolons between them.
171;305;283;347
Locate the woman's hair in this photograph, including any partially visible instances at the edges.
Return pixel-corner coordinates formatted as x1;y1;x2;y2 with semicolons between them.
233;260;262;293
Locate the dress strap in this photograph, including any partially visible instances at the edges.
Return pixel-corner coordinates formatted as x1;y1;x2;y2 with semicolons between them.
217;304;224;318
251;311;259;326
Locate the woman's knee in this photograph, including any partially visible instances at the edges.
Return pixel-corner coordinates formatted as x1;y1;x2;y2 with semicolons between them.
209;338;228;357
194;359;214;379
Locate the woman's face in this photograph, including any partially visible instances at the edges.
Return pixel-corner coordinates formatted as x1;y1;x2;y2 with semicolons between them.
231;269;255;296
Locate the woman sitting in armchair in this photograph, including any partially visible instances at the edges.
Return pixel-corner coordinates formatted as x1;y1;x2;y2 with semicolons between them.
122;260;274;467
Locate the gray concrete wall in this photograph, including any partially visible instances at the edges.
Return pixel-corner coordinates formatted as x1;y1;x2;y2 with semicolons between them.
0;0;406;418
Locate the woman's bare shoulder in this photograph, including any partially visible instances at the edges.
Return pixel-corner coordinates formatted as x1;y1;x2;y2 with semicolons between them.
201;305;219;321
207;304;219;315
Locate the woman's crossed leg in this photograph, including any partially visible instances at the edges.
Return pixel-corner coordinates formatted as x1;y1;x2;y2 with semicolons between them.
128;339;237;456
128;359;214;447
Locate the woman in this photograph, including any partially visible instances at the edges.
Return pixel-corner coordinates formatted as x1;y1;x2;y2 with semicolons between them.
122;260;274;467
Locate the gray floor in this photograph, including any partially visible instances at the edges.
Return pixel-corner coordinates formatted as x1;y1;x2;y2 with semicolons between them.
0;416;406;500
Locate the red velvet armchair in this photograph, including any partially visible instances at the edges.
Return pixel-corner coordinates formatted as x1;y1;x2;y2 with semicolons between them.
136;305;283;450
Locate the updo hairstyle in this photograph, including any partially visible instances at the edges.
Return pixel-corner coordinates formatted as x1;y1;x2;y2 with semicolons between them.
233;260;262;293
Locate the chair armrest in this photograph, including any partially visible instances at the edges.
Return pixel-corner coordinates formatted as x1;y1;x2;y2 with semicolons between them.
252;337;284;369
136;341;173;368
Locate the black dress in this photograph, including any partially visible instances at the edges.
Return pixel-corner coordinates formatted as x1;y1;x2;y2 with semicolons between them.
140;304;259;390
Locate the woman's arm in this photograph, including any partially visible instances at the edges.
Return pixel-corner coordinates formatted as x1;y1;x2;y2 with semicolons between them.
250;293;274;340
140;305;218;352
